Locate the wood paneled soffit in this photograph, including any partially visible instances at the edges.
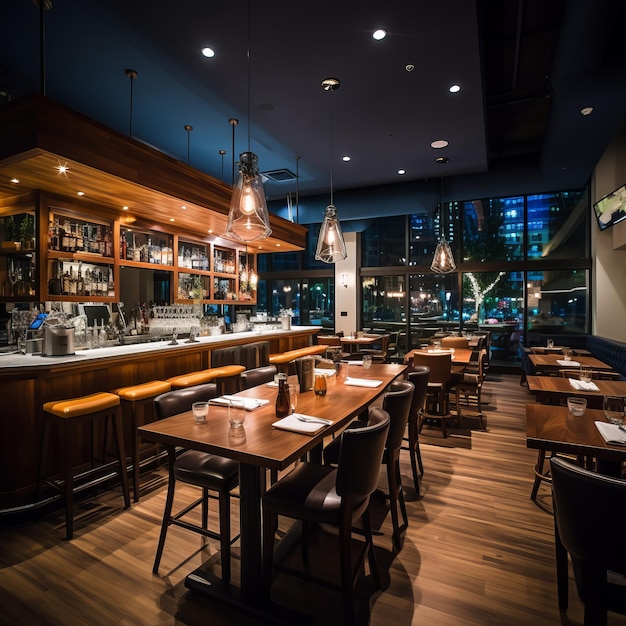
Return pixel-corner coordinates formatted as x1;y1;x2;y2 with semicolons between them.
0;94;306;251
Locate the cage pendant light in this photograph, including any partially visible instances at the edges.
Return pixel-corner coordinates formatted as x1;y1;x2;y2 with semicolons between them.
430;178;456;274
225;0;272;242
315;78;347;263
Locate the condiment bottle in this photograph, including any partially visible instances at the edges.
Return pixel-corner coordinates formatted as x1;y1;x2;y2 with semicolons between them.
314;373;327;397
275;372;290;417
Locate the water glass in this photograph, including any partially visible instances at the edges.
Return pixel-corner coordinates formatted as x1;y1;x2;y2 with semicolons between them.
579;366;592;384
603;396;625;425
288;384;299;414
192;401;209;424
547;339;554;349
228;399;246;428
562;348;572;361
362;354;373;369
567;396;587;417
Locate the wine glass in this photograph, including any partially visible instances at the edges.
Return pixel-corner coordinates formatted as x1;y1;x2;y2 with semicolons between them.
288;384;298;414
603;396;625;426
579;366;592;384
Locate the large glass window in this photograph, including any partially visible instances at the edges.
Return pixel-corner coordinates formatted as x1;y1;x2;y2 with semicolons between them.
362;216;407;267
361;275;407;329
409;273;459;344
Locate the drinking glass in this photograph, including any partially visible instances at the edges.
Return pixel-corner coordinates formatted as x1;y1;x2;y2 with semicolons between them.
567;396;587;417
562;348;572;361
579;366;592;384
228;399;246;428
288;384;299;414
362;354;373;369
603;396;625;425
547;339;554;349
192;401;209;424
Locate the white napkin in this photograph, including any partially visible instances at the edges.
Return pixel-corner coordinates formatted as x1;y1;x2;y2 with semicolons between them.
210;396;270;410
272;413;331;435
595;421;626;445
345;377;383;388
557;359;580;367
342;360;363;365
568;378;599;391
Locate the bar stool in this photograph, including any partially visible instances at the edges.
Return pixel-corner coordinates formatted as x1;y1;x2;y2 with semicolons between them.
38;392;131;539
166;364;245;393
113;380;172;502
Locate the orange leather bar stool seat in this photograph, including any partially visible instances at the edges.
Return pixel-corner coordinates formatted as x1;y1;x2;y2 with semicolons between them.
38;392;131;540
113;380;172;502
269;345;328;374
167;364;245;391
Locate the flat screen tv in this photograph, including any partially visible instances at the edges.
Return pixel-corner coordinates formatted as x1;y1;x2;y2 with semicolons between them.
78;303;112;328
593;184;626;230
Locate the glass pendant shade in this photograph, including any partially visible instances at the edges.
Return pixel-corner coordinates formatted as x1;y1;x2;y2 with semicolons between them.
226;151;272;242
315;205;347;263
430;237;456;274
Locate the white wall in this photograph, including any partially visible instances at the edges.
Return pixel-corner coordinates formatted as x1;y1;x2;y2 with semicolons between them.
592;127;626;341
333;231;357;335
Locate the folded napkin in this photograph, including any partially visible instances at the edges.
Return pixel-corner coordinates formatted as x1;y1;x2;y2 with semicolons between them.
595;421;626;446
272;413;331;435
267;381;279;387
341;360;363;365
557;359;581;367
210;396;270;411
344;377;383;388
568;378;599;391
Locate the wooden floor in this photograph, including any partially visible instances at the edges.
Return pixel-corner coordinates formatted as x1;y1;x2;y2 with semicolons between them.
1;374;625;625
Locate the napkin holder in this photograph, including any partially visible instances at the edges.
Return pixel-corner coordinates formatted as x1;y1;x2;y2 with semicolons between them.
295;356;314;392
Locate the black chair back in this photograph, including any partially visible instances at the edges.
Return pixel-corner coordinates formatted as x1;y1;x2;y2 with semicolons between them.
407;366;430;414
153;383;217;420
382;380;414;451
336;408;389;500
240;341;270;370
550;457;626;624
240;365;278;389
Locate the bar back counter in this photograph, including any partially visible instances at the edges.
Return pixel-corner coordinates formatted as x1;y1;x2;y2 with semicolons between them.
0;326;319;515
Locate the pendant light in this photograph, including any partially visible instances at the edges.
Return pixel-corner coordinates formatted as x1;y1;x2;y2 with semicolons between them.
225;1;272;242
430;177;456;274
315;78;347;264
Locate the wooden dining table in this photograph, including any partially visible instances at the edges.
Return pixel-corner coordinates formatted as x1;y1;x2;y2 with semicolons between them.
526;375;626;407
138;362;407;612
403;347;473;366
526;402;626;465
528;353;613;372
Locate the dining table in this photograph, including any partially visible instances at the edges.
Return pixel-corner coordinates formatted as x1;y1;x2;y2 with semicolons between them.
403;347;474;366
526;375;626;407
526;402;626;467
528;353;613;373
138;361;407;613
529;345;592;356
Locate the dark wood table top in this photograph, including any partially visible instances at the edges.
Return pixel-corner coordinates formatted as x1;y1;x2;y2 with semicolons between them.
528;353;613;370
526;402;626;461
526;375;626;397
404;347;473;365
340;334;383;345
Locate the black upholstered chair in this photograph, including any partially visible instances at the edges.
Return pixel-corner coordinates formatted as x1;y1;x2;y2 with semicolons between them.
152;384;239;583
240;364;277;389
323;380;414;551
550;457;626;626
240;341;270;370
262;408;390;626
403;366;430;493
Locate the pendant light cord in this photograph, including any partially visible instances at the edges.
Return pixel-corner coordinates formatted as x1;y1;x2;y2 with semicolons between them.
329;90;334;206
247;0;252;152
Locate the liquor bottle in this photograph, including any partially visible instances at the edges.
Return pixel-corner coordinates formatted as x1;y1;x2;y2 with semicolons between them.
275;372;290;418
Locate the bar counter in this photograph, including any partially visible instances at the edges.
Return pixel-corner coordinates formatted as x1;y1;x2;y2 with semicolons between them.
0;326;319;513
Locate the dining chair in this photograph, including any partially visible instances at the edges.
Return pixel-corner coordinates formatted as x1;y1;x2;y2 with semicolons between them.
152;384;239;583
413;351;453;437
550;457;626;626
323;380;414;550
262;407;390;626
441;335;469;349
403;366;430;493
450;348;488;431
359;332;393;363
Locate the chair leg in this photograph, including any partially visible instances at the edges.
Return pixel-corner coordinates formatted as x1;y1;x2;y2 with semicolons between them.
201;487;209;530
110;410;131;509
153;450;177;573
531;450;548;501
362;507;381;589
338;515;355;626
218;491;231;584
64;420;75;540
387;453;406;552
262;510;278;602
407;416;422;493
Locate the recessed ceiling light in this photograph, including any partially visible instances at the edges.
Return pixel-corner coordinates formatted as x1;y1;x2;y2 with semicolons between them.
10;177;19;184
77;191;85;196
436;156;449;164
431;140;449;149
55;162;69;175
181;205;187;210
208;229;213;234
372;29;386;41
449;84;461;93
581;106;593;116
122;205;129;210
405;64;415;72
342;156;351;162
201;47;215;58
170;218;175;222
398;169;406;175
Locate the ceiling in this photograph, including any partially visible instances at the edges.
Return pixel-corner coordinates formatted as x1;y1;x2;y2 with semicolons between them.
1;0;626;206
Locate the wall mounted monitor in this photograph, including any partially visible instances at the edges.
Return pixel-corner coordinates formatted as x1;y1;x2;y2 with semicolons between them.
593;184;626;230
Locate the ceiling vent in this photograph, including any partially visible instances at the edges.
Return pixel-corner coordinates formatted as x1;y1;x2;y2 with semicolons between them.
261;168;297;182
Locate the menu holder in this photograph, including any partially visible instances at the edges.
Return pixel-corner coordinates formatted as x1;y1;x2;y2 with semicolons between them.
295;356;314;392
